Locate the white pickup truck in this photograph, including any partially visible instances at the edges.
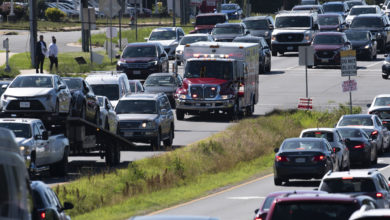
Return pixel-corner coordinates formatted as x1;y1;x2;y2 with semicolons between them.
0;118;70;176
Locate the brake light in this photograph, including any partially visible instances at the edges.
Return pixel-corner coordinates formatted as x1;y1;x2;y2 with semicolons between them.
40;211;46;219
372;130;379;136
238;83;245;97
315;132;322;135
276;155;289;162
376;192;383;198
354;144;365;149
255;218;263;220
312;155;325;161
342;176;353;180
383;121;388;124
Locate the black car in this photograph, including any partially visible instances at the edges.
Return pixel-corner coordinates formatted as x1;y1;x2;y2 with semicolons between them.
337;127;377;167
292;4;324;14
345;30;377;61
116;42;169;80
233;36;271;73
31;181;73;220
62;77;100;124
318;13;347;32
143;73;183;108
211;23;249;42
273;137;337;185
350;14;390;53
242;16;274;46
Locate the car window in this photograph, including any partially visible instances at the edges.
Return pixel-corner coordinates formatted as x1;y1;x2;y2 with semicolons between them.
281;140;324;151
338;128;364;138
33;124;41;136
302;131;334;142
377;174;387;191
37;122;45;134
375;117;383;127
162;96;171;110
321;178;376;193
339;117;373;126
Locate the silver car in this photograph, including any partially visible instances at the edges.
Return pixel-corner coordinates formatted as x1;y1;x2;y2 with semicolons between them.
1;74;72;119
97;95;118;134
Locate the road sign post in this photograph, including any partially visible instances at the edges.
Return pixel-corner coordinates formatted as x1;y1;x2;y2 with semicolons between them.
340;50;357;114
298;46;314;110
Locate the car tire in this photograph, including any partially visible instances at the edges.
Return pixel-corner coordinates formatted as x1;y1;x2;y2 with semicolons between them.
272;50;277;57
163;126;174;149
265;61;271;73
151;130;161;151
176;109;185;120
50;147;68;177
176;61;181;66
228;102;239;121
274;177;282;186
383;75;389;80
246;97;255;116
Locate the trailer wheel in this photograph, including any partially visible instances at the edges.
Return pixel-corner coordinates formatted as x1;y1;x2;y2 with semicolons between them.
105;145;120;166
176;109;184;120
50;147;69;177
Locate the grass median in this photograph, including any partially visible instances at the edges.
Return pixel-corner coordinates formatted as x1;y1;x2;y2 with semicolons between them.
56;105;360;220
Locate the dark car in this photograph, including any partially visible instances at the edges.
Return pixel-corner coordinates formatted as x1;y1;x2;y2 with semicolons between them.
292;5;324;14
190;13;228;34
265;193;377;220
369;106;390;129
242;16;274;46
345;30;378;60
337;127;377;166
221;3;243;20
346;0;366;10
273;137;337;185
233;36;271;73
116;42;169;80
130;216;219;220
319;170;390;208
62;77;100;124
318;13;347;32
311;32;351;67
128;80;144;93
211;23;249;42
301;0;319;5
382;54;390;79
350;14;390;53
31;181;73;220
253;190;327;220
144;73;183;108
322;1;349;18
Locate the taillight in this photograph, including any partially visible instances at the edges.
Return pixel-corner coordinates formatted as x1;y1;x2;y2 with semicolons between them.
40;211;46;219
312;155;326;162
276;155;289;162
238;83;245;97
372;130;379;136
354;144;365;149
376;192;383;198
255;218;263;220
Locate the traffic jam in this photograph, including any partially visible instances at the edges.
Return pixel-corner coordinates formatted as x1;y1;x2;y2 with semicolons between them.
5;0;390;219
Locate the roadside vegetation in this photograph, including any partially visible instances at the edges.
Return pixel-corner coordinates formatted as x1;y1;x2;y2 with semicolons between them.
56;106;360;220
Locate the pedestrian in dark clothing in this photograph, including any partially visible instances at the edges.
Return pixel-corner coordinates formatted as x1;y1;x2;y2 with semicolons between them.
48;36;58;73
36;35;47;73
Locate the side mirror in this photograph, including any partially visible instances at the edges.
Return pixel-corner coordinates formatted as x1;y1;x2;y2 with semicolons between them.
161;53;167;57
161;109;167;115
274;148;279;153
367;104;371;108
115;54;120;59
42;131;48;140
58;85;66;90
1;84;8;90
245;30;250;35
385;54;389;57
144;37;148;41
254;208;259;214
314;23;319;30
269;24;274;30
333;147;341;153
63;202;74;210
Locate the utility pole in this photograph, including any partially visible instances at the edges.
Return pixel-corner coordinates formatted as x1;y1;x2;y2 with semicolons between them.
81;0;89;52
29;0;37;68
173;0;176;26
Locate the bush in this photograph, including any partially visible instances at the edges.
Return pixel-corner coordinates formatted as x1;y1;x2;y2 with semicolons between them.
45;7;65;22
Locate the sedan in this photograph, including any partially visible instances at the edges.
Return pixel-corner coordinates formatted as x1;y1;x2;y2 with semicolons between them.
345;30;377;61
144;73;183;108
338;127;377;166
221;3;243;19
369;107;390;130
367;94;390;113
31;181;73;220
97;95;118;134
318;13;346;32
175;33;214;65
211;23;249;42
63;77;100;124
273;138;337;185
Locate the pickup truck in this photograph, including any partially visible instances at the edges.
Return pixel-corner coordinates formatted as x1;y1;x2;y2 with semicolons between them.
0;118;70;176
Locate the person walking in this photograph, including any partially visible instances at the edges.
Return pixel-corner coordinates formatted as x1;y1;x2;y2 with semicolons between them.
48;36;58;73
35;35;47;73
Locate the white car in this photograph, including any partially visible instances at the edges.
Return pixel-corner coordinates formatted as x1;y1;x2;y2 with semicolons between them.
345;5;382;24
145;27;185;59
175;33;214;65
367;94;390;114
96;95;118;134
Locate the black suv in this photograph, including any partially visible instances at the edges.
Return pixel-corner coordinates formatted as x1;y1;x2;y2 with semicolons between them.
211;23;249;42
242;16;274;46
350;14;390;53
116;93;174;150
116;42;169;80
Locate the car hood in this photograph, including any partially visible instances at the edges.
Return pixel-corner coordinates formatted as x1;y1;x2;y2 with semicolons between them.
111;100;119;108
184;78;228;85
149;39;176;47
249;29;270;37
117;114;158;121
221;9;237;14
319;25;339;30
120;57;156;63
176;45;185;52
350;40;370;47
350;27;383;32
144;86;177;94
213;34;242;40
4;87;53;97
273;28;311;34
313;44;343;50
195;25;215;30
15;137;31;146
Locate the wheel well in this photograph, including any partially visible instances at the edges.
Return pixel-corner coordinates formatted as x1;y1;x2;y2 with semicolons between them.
31;151;36;162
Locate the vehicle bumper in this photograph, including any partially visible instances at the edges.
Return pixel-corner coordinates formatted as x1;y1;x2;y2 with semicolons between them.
118;128;158;143
349;149;370;163
355;48;372;59
271;42;311;53
314;54;340;66
117;65;160;80
382;64;390;75
175;99;235;112
274;163;328;179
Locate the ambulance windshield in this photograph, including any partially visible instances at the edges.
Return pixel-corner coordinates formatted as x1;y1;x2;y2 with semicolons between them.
184;61;233;80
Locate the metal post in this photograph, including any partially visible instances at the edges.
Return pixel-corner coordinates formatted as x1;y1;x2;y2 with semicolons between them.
119;0;122;51
4;38;10;72
29;0;37;68
110;2;113;64
135;2;138;41
349;75;352;114
88;9;92;63
81;0;89;52
173;0;176;26
305;47;308;98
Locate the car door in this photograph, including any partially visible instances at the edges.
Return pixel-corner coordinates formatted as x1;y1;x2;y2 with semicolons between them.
378;174;390;208
33;123;46;166
325;141;337;170
375;116;389;148
106;98;117;133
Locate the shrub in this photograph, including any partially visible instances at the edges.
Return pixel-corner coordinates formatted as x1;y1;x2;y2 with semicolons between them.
45;7;65;22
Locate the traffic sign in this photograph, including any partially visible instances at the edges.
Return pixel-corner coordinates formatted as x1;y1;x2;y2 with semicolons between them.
340;50;357;77
99;0;121;18
298;98;313;110
298;46;314;66
342;79;357;92
106;27;117;38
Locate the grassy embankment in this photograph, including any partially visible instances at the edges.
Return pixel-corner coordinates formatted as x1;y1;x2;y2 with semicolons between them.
56;106;360;220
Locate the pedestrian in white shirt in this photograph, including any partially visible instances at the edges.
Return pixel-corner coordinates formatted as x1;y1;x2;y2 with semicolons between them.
48;36;58;73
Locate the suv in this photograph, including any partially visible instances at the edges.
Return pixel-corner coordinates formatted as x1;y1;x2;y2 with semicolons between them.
116;93;174;150
319;170;390;208
116;42;169;80
322;1;349;18
221;3;243;20
145;27;185;59
271;11;318;56
190;13;228;34
345;5;382;25
242;16;274;46
211;23;249;42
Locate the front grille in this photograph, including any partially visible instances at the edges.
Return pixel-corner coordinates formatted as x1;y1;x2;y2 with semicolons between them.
125;63;149;69
119;121;141;129
316;50;335;58
190;85;218;99
276;34;304;42
6;100;45;110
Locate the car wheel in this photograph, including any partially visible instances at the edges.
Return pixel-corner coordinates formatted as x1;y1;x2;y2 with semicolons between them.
383;75;389;80
176;109;184;120
50;147;68;177
259;64;264;74
163;125;174;148
272;50;277;57
151;130;161;151
228;102;239;121
274;177;282;186
265;61;271;73
246;97;255;116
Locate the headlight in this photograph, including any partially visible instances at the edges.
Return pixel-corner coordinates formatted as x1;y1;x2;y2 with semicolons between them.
264;31;269;37
117;60;125;66
148;60;158;66
234;12;238;15
364;44;370;49
176;50;183;55
305;35;311;41
141;121;155;129
221;94;233;100
179;94;186;99
20;146;25;151
271;35;276;41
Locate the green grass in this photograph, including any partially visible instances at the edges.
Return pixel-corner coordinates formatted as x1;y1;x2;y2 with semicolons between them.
56;106;361;220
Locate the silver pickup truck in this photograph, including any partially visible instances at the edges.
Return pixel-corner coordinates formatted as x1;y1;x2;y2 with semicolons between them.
0;118;70;176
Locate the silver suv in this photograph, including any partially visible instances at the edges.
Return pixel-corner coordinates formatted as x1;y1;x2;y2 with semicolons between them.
116;93;174;151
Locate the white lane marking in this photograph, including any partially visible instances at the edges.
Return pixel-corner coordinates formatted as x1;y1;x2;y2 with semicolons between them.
227;196;265;200
365;61;383;68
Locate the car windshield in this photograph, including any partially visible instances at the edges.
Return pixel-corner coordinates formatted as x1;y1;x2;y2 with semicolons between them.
122;46;156;58
350;7;376;15
221;4;236;10
301;131;334;142
351;17;384;28
374;97;390;106
149;31;176;40
212;26;243;34
129;82;136;93
180;36;209;45
63;78;82;90
338;128;364;138
302;0;316;4
97;96;104;107
243;20;269;29
90;84;119;101
313;35;344;45
0;123;31;138
318;16;339;25
144;75;176;87
347;1;364;8
271;202;359;220
323;4;344;12
10;76;53;88
346;31;369;41
196;15;226;25
115;100;156;114
275;16;311;28
320;178;376;193
185;61;233;80
294;6;318;11
339;117;373;126
281;140;323;151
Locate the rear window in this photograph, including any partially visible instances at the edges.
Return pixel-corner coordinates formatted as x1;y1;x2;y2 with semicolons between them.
302;131;334;142
281;140;324;151
320;178;376;193
339;117;373;126
270;202;359;220
262;196;276;211
372;110;390;120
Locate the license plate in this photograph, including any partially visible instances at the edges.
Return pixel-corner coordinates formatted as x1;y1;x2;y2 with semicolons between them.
321;59;329;63
133;70;141;75
295;158;306;163
287;46;293;51
124;132;133;137
19;102;30;108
